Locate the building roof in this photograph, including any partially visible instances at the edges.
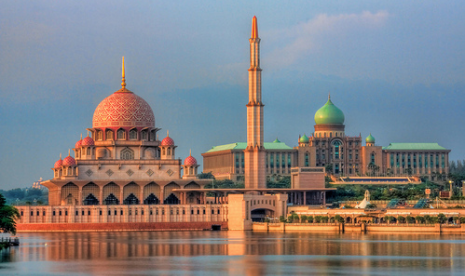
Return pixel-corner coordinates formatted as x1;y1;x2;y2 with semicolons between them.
383;143;448;151
206;141;293;153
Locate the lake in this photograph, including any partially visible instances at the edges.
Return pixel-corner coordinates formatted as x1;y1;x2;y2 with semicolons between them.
1;231;465;275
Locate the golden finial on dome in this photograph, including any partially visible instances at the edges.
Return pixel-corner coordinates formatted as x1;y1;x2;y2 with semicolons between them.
59;153;62;159
68;149;71;156
189;149;192;156
167;130;169;137
328;91;331;100
80;133;82;140
121;56;126;89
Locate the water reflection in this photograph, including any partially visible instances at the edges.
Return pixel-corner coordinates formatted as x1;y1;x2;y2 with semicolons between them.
1;232;465;275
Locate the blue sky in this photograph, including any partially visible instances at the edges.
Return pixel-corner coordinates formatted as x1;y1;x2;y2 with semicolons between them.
1;1;464;189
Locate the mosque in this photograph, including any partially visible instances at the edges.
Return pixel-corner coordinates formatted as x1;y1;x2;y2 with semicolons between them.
15;16;450;232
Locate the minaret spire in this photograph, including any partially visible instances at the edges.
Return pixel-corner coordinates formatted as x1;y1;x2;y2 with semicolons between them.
121;56;126;89
251;16;258;39
244;16;266;189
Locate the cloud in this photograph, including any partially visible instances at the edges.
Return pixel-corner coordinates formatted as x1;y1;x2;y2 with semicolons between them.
265;11;390;68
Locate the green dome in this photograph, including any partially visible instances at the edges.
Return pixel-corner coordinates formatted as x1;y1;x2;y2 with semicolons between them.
314;96;345;125
299;134;309;143
366;133;375;144
273;138;281;143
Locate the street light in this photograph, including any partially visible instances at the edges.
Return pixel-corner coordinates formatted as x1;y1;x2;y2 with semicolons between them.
449;180;453;198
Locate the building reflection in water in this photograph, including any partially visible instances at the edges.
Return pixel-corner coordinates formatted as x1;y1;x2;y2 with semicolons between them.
3;232;465;275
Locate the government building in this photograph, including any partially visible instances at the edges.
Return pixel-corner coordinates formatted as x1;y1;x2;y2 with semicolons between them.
203;95;450;181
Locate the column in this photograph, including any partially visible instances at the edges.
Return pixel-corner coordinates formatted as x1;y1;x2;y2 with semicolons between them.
99;185;103;205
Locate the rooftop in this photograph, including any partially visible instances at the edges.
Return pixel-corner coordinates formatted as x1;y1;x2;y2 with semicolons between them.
206;141;293;153
383;143;448;151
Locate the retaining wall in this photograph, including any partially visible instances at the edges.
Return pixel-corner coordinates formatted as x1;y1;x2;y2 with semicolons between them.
17;222;228;232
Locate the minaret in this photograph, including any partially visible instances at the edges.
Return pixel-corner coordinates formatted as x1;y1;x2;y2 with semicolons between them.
244;16;266;189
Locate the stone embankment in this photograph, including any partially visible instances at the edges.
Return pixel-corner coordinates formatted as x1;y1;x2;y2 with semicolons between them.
253;222;465;233
17;222;228;232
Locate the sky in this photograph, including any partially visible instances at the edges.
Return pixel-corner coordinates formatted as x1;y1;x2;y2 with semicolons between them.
1;1;464;189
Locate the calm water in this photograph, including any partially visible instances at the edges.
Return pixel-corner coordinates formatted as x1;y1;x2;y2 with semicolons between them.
1;231;465;275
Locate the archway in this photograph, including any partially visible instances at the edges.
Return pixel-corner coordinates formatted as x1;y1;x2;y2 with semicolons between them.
104;193;119;205
83;194;99;205
164;193;180;204
124;193;140;205
61;183;79;205
251;208;275;222
103;183;120;205
164;183;180;205
144;193;160;205
82;183;99;205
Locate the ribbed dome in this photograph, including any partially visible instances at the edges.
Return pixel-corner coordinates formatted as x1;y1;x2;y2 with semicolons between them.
161;131;174;146
92;89;155;129
82;136;95;146
314;96;345;125
184;155;197;166
299;134;309;143
366;133;375;144
63;155;76;166
54;159;63;169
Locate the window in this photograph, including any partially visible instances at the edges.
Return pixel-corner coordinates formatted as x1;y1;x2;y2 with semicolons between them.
270;154;274;168
304;153;309;167
141;131;148;140
106;130;113;140
288;154;291;167
117;129;125;140
129;130;137;140
97;131;103;141
121;148;134;160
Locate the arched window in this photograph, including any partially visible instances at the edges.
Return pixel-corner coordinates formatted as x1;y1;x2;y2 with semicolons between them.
331;140;343;160
106;130;113;140
87;147;90;155
141;130;148;140
162;148;166;155
305;153;309;167
121;148;134;160
97;131;103;141
129;129;137;140
371;153;375;164
117;129;125;140
167;147;171;155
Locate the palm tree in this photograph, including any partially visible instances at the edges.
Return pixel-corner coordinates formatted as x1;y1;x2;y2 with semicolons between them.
0;194;20;235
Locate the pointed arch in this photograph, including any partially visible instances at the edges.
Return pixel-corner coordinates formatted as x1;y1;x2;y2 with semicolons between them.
103;182;120;205
123;182;140;203
143;182;160;202
121;147;134;160
61;182;79;205
163;183;180;204
82;183;99;205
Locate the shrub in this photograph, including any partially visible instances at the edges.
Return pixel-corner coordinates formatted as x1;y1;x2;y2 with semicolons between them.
334;215;344;223
279;216;286;223
365;203;377;209
288;215;294;223
406;215;415;224
292;213;300;223
321;216;329;223
301;215;307;223
437;214;447;224
398;216;406;223
314;216;322;223
307;216;314;223
415;216;425;224
460;217;465;224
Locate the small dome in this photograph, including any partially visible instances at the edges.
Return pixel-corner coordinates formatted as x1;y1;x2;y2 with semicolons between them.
63;155;76;167
299;134;309;143
273;138;281;143
75;140;82;148
82;136;95;146
184;155;197;166
54;159;63;169
366;133;375;144
314;95;345;125
161;131;174;146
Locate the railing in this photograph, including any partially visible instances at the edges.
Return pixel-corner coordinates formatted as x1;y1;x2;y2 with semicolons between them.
0;237;19;246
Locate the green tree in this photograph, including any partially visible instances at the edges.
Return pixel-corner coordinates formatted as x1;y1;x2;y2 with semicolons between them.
334;215;344;223
197;172;215;179
415;216;425;224
406;215;415;224
437;214;447;224
314;216;322;223
307;216;314;223
321;216;329;223
460;217;465;224
279;216;286;223
0;194;20;235
300;215;307;223
397;216;406;223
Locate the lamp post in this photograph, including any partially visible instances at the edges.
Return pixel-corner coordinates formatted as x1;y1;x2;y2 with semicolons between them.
462;180;465;198
449;180;453;199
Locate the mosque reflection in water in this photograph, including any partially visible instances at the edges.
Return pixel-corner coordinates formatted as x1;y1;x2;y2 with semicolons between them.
3;232;465;275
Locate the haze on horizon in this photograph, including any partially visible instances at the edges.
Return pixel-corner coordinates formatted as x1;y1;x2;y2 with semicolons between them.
1;1;464;189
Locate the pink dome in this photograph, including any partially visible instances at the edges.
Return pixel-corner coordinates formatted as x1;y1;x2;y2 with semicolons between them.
161;136;174;146
63;156;76;166
54;159;63;169
82;136;95;146
92;89;155;128
75;140;82;148
184;155;197;166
